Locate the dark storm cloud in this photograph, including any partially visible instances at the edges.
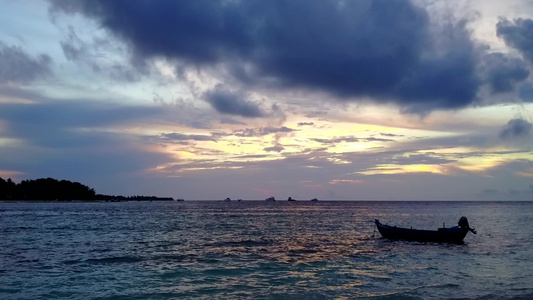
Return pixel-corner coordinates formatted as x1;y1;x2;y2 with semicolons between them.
481;53;529;93
50;0;253;64
203;85;264;118
497;18;533;63
500;118;532;139
520;83;533;102
48;0;529;112
0;41;52;83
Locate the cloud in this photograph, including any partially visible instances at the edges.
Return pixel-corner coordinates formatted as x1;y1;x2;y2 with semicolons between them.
365;137;396;142
0;99;164;148
298;122;314;127
203;85;264;117
520;83;533;102
159;132;217;142
0;41;52;83
219;117;246;125
500;118;532;139
60;26;86;61
59;26;143;82
497;18;533;64
481;53;529;93
264;145;284;153
380;133;404;137
232;126;296;137
329;179;364;185
47;0;518;113
0;103;173;180
385;154;455;166
0;94;179;192
0;130;173;191
311;136;394;144
311;137;361;144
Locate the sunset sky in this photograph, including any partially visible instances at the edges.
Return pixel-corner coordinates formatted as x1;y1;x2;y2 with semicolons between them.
1;0;532;200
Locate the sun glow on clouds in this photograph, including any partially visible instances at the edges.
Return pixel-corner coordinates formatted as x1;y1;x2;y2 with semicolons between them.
357;146;533;177
147;118;410;174
0;137;23;147
517;168;533;177
0;170;23;178
455;156;507;173
358;164;450;176
329;179;365;185
0;94;36;104
144;110;533;179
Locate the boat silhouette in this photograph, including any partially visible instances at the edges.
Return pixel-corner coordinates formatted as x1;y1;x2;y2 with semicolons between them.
375;217;476;244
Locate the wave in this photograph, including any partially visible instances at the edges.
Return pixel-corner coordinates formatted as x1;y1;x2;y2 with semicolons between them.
210;239;273;247
63;253;202;266
63;256;144;265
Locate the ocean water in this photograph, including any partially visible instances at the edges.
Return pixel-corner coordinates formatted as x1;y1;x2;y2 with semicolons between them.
1;201;532;300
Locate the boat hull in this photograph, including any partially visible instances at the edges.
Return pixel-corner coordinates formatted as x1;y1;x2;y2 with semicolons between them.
375;219;469;244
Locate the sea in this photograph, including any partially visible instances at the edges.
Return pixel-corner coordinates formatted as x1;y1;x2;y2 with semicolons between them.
1;201;532;300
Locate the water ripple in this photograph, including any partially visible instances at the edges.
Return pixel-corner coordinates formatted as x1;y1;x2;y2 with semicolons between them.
1;201;532;299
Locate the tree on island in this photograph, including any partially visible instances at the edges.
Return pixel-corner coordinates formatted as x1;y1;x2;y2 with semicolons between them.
0;178;17;200
0;177;173;201
0;177;95;200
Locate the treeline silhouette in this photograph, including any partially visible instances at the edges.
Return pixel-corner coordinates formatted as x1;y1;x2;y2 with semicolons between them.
0;177;173;201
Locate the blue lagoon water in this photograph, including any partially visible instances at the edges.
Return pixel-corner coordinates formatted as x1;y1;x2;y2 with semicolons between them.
1;201;532;299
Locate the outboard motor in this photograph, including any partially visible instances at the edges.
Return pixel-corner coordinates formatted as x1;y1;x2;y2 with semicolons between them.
458;216;476;234
458;216;469;228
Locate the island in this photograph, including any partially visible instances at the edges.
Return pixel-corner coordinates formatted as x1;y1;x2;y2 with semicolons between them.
0;177;173;202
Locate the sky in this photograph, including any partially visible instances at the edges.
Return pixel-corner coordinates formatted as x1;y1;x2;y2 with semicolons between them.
0;0;532;200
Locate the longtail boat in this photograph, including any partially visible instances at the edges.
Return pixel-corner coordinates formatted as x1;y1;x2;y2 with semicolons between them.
375;217;476;244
